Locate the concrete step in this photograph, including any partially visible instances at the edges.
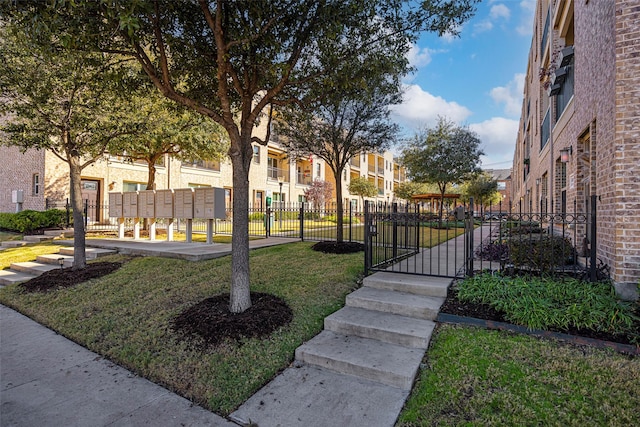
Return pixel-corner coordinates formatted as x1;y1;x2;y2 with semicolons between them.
324;306;436;349
36;254;74;268
1;241;29;248
9;261;60;276
57;247;117;259
364;272;450;297
295;330;424;390
346;287;445;321
43;229;74;238
23;235;54;243
0;269;37;286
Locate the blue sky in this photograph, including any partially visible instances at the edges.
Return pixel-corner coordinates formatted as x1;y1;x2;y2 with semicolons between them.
390;0;536;169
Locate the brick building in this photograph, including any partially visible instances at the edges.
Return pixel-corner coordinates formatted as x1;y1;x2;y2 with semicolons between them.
512;0;639;298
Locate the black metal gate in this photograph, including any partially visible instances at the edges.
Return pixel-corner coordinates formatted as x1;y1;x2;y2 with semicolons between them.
364;202;475;279
364;196;601;282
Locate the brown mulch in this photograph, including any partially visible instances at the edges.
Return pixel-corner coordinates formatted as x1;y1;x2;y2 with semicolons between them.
440;288;640;346
311;241;364;254
172;292;293;348
19;262;123;293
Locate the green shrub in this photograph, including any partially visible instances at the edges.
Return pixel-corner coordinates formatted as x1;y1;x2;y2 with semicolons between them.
248;212;265;221
303;212;321;220
457;273;639;335
0;209;67;233
509;234;577;270
323;215;360;224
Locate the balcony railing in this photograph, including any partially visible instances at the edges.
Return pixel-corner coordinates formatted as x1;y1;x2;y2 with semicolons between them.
267;166;290;182
296;173;313;186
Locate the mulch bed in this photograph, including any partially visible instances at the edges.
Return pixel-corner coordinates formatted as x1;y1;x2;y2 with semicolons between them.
311;241;364;254
172;292;293;348
19;262;123;293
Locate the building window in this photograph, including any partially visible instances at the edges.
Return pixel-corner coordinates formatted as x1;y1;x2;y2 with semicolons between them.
185;159;220;171
123;182;147;192
253;146;260;164
316;163;321;178
32;173;40;195
554;48;574;120
540;107;550;150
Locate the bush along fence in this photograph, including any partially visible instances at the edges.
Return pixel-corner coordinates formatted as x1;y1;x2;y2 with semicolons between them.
471;195;601;282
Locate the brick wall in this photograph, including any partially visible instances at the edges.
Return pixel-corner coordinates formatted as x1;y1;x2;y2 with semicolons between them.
0;146;46;212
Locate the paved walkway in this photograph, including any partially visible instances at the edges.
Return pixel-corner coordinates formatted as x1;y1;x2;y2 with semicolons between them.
1;233;479;426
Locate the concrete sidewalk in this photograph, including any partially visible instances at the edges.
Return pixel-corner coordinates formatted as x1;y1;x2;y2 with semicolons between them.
0;305;235;427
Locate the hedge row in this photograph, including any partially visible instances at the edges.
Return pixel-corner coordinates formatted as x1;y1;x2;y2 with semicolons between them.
0;209;67;233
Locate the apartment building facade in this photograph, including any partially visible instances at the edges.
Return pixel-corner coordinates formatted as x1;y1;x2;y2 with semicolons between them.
1;126;406;218
512;0;639;297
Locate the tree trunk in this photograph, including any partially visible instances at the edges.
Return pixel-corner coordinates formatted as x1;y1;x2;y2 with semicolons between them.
335;170;344;242
147;162;156;190
69;158;87;270
228;140;252;314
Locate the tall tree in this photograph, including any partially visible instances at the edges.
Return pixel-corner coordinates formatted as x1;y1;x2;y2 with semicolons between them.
0;24;138;269
348;177;378;209
400;117;483;220
274;52;403;242
6;0;479;313
109;95;229;190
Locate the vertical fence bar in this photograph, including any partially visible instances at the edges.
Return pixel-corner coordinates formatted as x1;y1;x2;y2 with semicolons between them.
590;194;597;282
299;202;305;241
364;201;370;275
392;203;398;260
467;197;474;277
348;202;352;242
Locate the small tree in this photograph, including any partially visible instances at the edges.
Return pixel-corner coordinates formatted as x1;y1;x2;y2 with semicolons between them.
109;95;229;190
394;182;431;203
348;177;377;209
460;172;500;210
400;117;483;221
0;24;139;269
304;180;333;210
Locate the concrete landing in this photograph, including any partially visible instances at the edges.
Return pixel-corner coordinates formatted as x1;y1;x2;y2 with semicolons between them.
346;286;445;320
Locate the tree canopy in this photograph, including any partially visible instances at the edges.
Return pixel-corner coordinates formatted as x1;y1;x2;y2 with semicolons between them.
108;94;229;190
348;177;378;208
400;117;483;219
460;172;501;209
3;0;480;313
0;22;141;269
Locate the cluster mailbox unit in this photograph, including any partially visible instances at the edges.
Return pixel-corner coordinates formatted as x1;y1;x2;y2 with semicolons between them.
108;187;226;243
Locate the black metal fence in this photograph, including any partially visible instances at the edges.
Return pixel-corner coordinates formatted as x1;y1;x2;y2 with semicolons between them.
44;199;366;242
363;195;601;282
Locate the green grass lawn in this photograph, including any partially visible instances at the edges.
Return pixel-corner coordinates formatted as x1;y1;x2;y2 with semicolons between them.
398;324;640;426
0;241;362;415
0;231;23;242
0;242;63;270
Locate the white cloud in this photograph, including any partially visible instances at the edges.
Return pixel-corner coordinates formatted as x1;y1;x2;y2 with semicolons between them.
490;4;511;20
473;20;493;34
516;0;536;36
406;44;434;68
490;73;525;117
469;117;519;167
390;84;472;132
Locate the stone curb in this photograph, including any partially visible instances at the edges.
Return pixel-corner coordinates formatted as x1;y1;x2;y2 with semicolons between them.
436;313;640;356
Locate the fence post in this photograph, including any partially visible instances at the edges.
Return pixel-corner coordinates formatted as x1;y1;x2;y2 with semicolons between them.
65;198;71;227
590;194;597;282
348;202;352;242
466;197;474;277
392;203;398;260
84;199;89;228
364;201;370;275
299;202;305;241
266;206;271;238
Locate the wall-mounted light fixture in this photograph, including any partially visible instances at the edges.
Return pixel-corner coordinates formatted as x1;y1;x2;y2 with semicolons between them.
536;178;541;186
560;146;573;163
